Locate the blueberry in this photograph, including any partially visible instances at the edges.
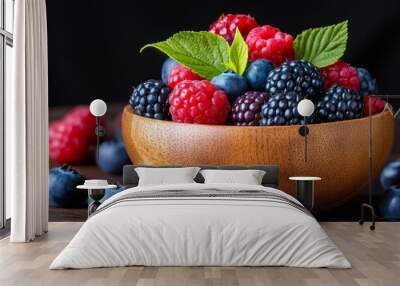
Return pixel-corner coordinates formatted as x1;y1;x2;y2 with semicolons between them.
357;67;378;96
49;165;87;208
244;59;274;91
380;186;400;219
161;58;179;84
380;161;400;190
211;73;248;103
97;140;131;175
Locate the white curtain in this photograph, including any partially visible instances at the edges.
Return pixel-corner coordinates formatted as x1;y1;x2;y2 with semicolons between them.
7;0;48;242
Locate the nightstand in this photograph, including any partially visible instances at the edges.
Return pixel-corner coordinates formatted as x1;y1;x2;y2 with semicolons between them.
77;180;117;216
289;176;321;210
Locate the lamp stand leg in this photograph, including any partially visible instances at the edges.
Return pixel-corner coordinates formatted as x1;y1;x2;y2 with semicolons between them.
304;116;307;162
359;203;376;231
359;96;375;231
298;117;309;162
96;117;100;163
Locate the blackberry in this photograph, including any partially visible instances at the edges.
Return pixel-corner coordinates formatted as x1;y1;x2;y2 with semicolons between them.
259;91;312;126
316;84;363;122
129;79;171;120
231;91;269;126
265;60;323;100
357;68;378;96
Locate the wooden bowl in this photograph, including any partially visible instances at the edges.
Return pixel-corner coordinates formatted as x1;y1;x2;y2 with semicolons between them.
122;105;396;211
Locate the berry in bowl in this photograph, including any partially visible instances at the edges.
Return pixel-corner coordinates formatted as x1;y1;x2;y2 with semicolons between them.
122;15;395;211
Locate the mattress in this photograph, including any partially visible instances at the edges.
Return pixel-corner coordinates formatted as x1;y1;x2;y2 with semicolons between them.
50;183;351;269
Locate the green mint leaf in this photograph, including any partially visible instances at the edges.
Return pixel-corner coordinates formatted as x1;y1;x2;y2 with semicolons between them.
140;31;230;80
227;29;248;75
294;20;348;68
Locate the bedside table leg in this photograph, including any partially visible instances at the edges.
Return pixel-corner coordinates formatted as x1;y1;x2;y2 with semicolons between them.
296;181;314;210
88;189;105;216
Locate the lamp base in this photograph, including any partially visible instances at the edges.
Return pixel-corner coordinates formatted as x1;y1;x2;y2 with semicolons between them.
359;203;376;230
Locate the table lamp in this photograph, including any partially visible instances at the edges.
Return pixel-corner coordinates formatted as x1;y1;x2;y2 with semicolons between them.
359;94;396;231
89;99;107;163
297;99;315;162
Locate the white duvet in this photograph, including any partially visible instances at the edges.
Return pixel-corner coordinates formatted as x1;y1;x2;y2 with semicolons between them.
50;183;351;269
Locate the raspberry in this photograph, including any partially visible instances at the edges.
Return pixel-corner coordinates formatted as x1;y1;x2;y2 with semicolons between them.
64;105;105;144
168;65;203;89
231;91;269;126
49;120;90;164
363;96;385;116
209;14;258;43
320;61;360;92
246;25;294;65
169;80;231;124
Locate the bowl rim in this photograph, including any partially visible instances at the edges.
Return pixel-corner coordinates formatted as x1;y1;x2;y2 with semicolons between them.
123;105;393;130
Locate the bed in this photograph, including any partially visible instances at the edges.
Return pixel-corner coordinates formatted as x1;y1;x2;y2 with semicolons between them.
50;165;350;269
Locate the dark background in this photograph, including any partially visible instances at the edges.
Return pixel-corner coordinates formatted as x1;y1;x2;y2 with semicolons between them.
46;0;400;220
46;0;400;107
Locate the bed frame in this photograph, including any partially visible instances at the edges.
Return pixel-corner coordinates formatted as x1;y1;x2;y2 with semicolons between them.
122;165;280;189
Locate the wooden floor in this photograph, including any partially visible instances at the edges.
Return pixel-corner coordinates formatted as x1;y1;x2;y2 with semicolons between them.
0;222;399;286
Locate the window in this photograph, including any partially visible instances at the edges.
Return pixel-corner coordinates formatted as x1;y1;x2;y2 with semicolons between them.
0;0;14;229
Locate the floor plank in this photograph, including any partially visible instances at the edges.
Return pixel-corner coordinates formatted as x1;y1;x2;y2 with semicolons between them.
0;222;399;286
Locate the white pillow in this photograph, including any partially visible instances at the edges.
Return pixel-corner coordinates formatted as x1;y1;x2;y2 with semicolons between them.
135;167;201;186
200;169;266;185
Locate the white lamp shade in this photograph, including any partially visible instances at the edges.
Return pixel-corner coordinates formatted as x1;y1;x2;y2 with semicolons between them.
297;99;315;117
89;99;107;117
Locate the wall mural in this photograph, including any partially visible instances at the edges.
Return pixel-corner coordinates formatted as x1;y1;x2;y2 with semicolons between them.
47;11;400;220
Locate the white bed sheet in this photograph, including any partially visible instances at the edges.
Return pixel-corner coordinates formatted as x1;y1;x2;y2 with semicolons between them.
50;183;351;269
